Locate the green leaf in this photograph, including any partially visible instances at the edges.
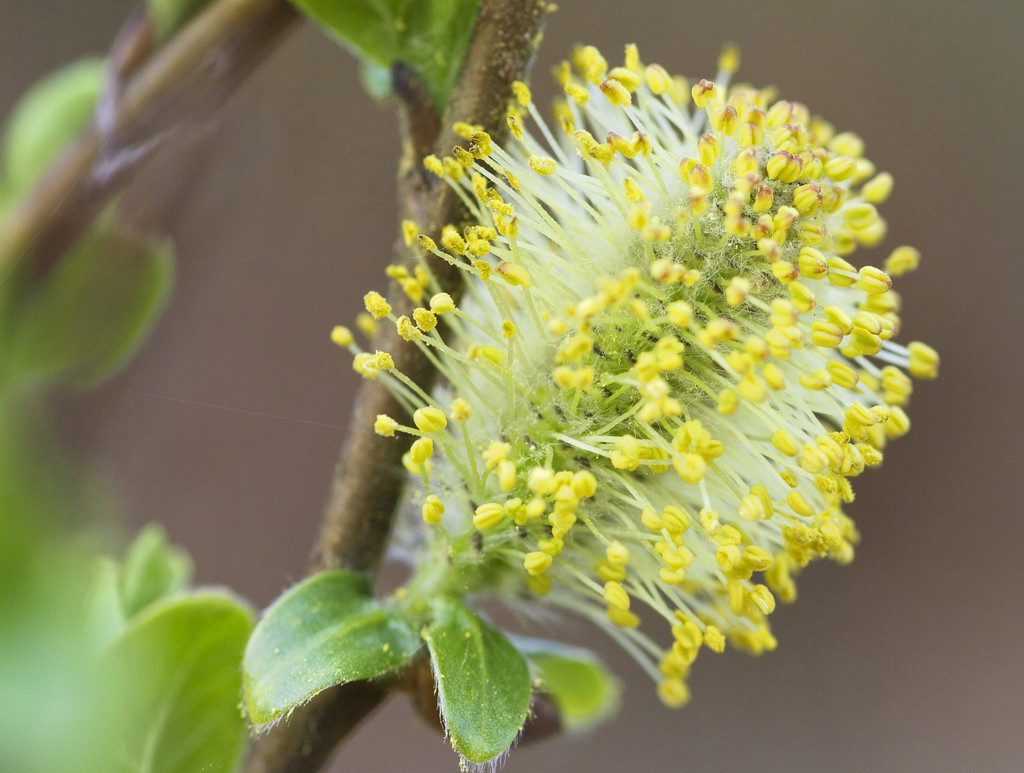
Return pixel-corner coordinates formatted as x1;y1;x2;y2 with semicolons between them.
424;598;531;763
120;523;193;619
290;0;482;108
100;592;254;773
243;570;422;725
84;557;127;651
515;636;621;731
3;58;105;200
7;224;173;388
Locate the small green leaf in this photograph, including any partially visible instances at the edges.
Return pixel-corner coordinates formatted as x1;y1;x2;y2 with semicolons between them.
3;58;105;199
8;224;173;388
100;592;254;773
243;570;422;725
290;0;482;108
424;598;531;763
84;557;127;651
515;636;621;731
120;523;193;619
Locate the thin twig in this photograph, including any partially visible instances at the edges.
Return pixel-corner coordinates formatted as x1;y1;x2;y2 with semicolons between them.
243;2;547;771
0;0;298;280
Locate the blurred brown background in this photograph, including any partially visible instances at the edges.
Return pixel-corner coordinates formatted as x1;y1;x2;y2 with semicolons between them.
2;1;1021;771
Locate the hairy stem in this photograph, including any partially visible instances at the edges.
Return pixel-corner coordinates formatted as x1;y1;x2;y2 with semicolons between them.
243;1;547;771
0;0;298;280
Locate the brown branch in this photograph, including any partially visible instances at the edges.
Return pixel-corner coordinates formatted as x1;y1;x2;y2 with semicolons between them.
0;0;298;279
315;0;547;575
243;2;547;772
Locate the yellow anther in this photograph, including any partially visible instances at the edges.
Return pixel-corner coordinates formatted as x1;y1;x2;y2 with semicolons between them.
828;131;865;157
725;276;751;306
658;678;690;708
422;495;444;525
662;505;691;532
442;157;464;180
738;491;767;520
564;81;589;105
640;506;663;531
885;405;912;437
512;80;532;105
622;177;644;202
750;584;776;615
423;155;445;177
827;360;859;389
330;325;353;347
523;551;553;576
572;470;598;498
452;121;478;139
363;291;391;319
603;581;631;611
425;293;455;315
733;147;759;175
528;155;557;175
766;151;801;182
608;66;641;91
799;369;831;391
824;155;856;181
607;606;639;628
600;78;632;106
413;307;437;332
886;245;920;277
736;121;764;147
811;320;845;348
396;315;420;341
623;43;641;72
786;490;815;517
482;441;511;470
711;104;739;134
792;183;822;215
797;247;829;279
826;256;857;287
506;113;524;140
644;63;671;94
690;79;717;108
473;502;505;531
413;406;447;433
400;219;418;246
469;344;505;365
440;226;467;255
751;183;774;213
862;171;894;203
449;397;472;422
368;351;393;372
673;453;707;484
606;541;630;566
704;625;725;653
496;261;532;287
408;436;433;465
908;341;940;379
373;414;398;437
527;574;551;596
452;146;475;168
857;265;892;294
789;281;816;312
772;428;799;457
728;580;747;616
697;132;720;165
718;42;741;73
497;459;517;491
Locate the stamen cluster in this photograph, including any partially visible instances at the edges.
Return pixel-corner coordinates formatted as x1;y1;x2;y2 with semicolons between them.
334;43;938;706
